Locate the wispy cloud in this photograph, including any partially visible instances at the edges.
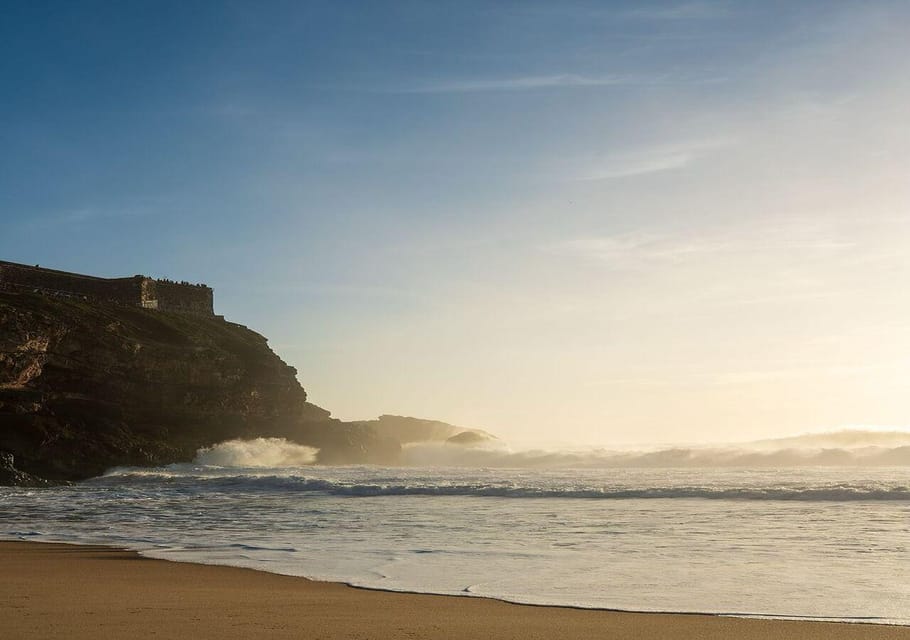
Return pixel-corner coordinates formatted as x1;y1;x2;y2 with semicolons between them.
55;207;150;223
399;73;662;94
246;282;422;300
571;138;731;180
577;150;694;179
23;205;158;229
546;229;855;268
626;2;729;20
587;363;880;388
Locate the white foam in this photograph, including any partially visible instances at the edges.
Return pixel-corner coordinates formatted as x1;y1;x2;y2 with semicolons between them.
194;438;319;467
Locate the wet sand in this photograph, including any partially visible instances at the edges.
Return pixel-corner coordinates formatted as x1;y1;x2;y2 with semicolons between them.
1;541;907;639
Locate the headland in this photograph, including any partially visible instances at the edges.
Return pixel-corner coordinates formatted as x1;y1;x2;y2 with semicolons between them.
0;261;491;484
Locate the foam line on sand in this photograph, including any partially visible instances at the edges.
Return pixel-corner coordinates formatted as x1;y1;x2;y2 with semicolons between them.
1;541;907;640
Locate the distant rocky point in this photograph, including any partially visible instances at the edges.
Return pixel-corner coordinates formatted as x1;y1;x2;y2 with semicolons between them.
0;263;494;485
356;415;497;446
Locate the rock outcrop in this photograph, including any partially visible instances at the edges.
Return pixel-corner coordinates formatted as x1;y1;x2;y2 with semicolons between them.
356;415;497;445
0;451;54;487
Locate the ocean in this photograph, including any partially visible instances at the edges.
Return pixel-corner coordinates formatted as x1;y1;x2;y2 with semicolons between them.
1;440;908;625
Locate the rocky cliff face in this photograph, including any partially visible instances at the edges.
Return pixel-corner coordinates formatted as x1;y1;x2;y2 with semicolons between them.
0;291;404;483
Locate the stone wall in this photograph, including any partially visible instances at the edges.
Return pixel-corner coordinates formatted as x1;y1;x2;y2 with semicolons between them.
153;279;214;315
0;261;214;316
0;261;143;304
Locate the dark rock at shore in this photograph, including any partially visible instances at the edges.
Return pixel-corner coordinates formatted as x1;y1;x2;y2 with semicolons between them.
0;452;57;487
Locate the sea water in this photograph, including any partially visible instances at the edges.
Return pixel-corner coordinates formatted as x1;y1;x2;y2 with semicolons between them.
1;461;908;625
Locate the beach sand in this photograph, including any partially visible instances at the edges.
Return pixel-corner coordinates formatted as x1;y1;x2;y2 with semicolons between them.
1;541;906;639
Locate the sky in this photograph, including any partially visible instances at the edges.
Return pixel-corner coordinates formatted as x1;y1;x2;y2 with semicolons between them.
2;1;909;446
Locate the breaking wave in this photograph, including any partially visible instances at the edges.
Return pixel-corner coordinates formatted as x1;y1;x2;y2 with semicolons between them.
96;469;910;501
194;438;319;467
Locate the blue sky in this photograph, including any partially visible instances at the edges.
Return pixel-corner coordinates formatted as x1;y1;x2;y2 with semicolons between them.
3;1;909;444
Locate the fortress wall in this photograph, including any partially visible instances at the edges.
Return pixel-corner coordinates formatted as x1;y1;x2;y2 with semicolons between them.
154;280;214;315
0;261;215;316
0;261;143;304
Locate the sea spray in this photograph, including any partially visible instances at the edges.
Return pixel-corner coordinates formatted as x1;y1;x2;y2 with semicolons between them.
194;438;319;467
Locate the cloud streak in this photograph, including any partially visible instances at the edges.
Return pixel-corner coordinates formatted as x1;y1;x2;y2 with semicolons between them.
625;2;729;21
399;73;665;94
546;229;855;268
570;138;732;180
576;150;695;179
250;282;422;300
21;204;161;230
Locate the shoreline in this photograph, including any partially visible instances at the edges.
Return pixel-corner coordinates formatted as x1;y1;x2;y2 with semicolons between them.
16;535;904;627
2;540;908;639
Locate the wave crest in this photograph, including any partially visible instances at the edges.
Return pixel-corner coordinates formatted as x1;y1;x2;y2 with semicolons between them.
95;470;910;501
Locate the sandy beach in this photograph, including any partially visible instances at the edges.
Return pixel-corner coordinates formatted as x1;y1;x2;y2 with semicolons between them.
0;541;906;640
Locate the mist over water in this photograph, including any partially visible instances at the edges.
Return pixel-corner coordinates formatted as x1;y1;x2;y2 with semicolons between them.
192;429;910;470
402;440;910;469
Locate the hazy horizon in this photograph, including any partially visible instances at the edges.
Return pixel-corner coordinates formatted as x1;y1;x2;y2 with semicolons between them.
3;1;909;446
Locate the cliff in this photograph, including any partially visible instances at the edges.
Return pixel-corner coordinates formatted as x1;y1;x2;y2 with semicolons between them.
0;291;413;483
